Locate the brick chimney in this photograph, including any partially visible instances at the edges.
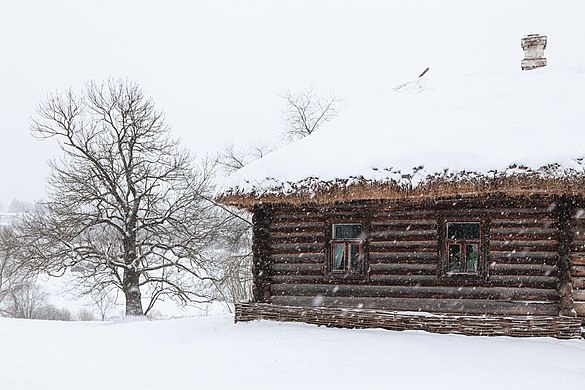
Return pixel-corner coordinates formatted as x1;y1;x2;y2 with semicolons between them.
521;34;547;70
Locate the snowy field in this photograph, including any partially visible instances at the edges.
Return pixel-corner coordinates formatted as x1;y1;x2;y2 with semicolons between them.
1;315;584;389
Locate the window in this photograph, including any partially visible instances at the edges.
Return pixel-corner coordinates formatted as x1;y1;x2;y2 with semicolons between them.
445;222;481;274
329;223;365;274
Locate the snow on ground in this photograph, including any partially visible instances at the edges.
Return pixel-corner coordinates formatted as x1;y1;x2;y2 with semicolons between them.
1;315;584;389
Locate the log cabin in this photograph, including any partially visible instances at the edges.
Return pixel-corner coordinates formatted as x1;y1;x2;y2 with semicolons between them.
218;36;585;338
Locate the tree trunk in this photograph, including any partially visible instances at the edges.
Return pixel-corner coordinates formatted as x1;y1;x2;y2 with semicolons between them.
123;268;144;316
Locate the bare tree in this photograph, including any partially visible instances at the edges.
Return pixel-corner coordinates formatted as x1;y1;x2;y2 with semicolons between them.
17;79;226;317
7;199;32;214
217;141;276;175
36;303;73;321
0;227;32;315
282;88;340;141
86;282;119;321
3;282;48;319
77;308;96;321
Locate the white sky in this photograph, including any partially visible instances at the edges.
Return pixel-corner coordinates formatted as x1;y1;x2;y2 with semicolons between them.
0;0;582;207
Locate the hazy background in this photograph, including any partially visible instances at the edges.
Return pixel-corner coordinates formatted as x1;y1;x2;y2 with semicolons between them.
1;0;583;207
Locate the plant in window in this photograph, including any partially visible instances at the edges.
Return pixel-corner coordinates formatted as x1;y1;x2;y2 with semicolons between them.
329;223;364;273
445;222;481;274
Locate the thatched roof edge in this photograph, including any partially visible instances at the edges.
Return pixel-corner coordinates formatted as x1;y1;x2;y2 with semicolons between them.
217;168;585;209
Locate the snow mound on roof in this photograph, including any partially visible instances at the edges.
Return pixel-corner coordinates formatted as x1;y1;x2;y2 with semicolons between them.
221;66;585;196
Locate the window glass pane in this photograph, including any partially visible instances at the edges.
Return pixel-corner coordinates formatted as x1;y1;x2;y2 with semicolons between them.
447;223;480;240
333;224;362;239
448;244;461;272
349;244;360;270
465;244;479;273
333;243;345;270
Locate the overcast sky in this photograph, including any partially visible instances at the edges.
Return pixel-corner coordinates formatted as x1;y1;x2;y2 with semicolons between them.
1;0;583;208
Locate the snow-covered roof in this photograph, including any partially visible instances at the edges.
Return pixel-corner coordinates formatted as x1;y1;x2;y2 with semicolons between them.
219;64;585;206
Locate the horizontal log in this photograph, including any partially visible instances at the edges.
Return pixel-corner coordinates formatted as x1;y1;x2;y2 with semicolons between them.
571;266;585;277
369;229;437;240
369;244;438;256
491;218;557;227
489;264;557;276
369;269;435;277
489;258;558;267
370;219;437;227
271;253;324;263
438;206;553;216
571;289;585;301
570;255;585;266
570;277;585;289
271;242;323;254
491;240;557;247
490;227;557;235
272;211;323;221
369;240;437;250
488;275;558;287
369;263;437;274
369;255;438;266
369;274;437;285
271;235;324;245
270;222;324;231
490;264;556;273
490;251;559;261
570;229;585;238
490;233;557;241
491;246;558;254
269;296;559;316
271;230;325;239
486;208;555;216
371;210;436;219
271;284;559;301
490;240;558;251
272;263;323;275
269;274;560;290
295;207;369;218
570;244;585;253
369;251;438;260
271;275;325;284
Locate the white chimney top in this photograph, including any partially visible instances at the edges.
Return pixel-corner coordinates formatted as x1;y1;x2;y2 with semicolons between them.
521;34;547;70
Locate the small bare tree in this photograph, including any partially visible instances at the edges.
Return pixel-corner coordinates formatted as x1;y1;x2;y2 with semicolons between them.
17;79;226;317
0;227;32;315
86;283;119;321
217;141;276;175
7;199;32;214
282;88;340;141
205;209;253;307
3;282;48;319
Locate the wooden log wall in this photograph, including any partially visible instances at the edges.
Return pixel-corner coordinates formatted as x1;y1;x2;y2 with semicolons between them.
569;200;585;317
235;302;583;339
261;196;568;317
252;205;272;302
